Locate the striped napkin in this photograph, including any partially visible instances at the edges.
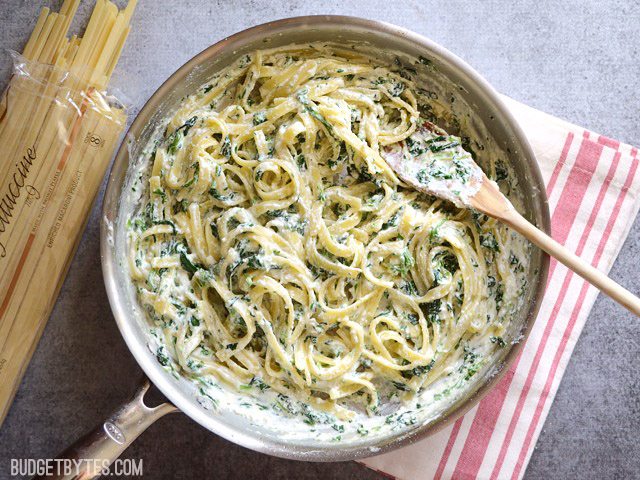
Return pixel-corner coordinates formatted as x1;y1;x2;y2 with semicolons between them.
362;96;640;480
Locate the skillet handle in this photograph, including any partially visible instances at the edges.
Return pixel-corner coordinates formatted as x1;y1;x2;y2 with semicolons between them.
36;379;177;480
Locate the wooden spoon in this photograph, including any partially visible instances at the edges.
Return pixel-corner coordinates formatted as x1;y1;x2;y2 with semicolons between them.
383;122;640;316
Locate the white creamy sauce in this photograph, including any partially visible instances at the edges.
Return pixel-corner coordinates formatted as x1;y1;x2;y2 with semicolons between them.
118;43;531;444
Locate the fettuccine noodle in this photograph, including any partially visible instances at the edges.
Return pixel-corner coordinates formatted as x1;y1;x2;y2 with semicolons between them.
128;45;528;421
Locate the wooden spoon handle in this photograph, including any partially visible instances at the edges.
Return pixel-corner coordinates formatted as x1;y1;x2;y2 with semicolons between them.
469;179;640;317
504;207;640;317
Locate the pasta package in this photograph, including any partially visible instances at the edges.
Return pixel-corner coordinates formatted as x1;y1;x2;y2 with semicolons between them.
0;0;136;425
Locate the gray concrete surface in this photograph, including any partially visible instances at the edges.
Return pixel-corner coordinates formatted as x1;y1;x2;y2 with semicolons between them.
1;1;639;479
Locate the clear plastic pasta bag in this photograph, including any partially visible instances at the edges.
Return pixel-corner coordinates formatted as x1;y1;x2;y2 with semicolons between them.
0;51;128;421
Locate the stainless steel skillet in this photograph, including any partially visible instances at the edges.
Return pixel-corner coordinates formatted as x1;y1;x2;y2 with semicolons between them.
45;16;550;479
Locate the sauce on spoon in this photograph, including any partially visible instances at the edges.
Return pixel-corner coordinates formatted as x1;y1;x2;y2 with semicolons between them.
384;121;484;207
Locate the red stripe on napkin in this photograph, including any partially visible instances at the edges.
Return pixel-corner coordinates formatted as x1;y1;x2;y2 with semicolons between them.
546;132;575;195
434;418;464;480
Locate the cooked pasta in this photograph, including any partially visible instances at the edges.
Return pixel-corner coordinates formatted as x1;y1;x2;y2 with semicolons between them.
127;44;529;421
